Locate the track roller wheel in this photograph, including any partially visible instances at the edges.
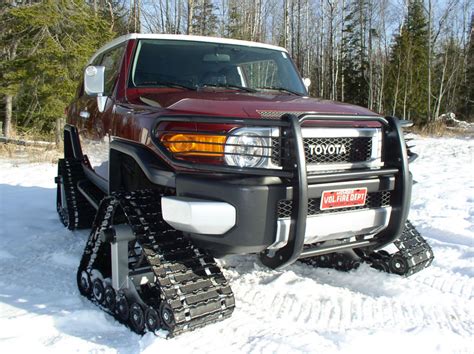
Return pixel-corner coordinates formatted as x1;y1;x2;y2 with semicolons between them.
160;302;176;331
318;255;331;267
116;292;129;322
130;303;146;333
336;254;360;271
333;254;345;270
370;258;390;273
145;307;160;332
78;271;92;296
104;286;116;312
92;279;105;304
389;254;409;275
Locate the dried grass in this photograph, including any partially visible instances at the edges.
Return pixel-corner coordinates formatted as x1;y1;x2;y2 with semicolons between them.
0;141;62;164
409;121;474;138
0;125;65;164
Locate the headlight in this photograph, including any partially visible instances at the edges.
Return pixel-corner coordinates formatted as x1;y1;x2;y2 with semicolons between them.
161;133;226;156
224;128;273;168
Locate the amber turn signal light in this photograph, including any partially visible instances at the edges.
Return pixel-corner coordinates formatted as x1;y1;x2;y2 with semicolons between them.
161;133;226;156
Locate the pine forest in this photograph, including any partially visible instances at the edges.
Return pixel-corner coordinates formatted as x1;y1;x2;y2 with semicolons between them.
1;0;473;138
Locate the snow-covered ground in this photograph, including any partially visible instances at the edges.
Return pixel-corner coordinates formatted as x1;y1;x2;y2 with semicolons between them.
0;136;472;353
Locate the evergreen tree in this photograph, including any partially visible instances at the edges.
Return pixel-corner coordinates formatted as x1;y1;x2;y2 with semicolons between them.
192;0;218;36
341;0;370;107
431;37;465;120
226;4;244;39
0;0;114;133
385;0;429;124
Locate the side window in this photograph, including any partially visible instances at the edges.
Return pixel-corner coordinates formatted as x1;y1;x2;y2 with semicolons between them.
92;54;103;66
100;45;125;96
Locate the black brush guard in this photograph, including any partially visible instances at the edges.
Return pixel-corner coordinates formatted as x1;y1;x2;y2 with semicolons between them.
152;113;411;269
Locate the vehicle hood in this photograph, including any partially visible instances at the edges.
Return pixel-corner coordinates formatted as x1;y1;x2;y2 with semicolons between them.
134;90;380;118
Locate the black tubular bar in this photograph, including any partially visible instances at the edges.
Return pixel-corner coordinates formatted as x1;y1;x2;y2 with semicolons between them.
151;115;293;177
174;151;273;158
302;115;387;124
163;141;274;148
158;130;276;139
260;114;308;269
151;113;409;268
371;115;411;248
261;113;408;269
173;151;273;158
151;113;386;177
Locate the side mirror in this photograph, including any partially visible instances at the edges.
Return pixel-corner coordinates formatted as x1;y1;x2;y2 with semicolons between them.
84;66;107;113
84;66;104;95
303;77;311;91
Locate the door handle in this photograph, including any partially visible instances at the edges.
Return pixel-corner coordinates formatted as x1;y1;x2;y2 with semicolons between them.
79;111;90;119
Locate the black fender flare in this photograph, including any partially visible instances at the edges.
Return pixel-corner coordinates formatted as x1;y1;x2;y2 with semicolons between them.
109;139;176;193
63;125;175;193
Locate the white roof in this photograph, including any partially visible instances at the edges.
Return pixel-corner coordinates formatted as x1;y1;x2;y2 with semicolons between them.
88;33;288;64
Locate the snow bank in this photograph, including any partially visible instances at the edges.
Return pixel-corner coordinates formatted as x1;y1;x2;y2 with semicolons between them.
0;136;472;353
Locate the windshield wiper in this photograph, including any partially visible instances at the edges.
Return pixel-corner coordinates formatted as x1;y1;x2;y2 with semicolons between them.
257;86;304;96
200;83;257;93
138;81;196;90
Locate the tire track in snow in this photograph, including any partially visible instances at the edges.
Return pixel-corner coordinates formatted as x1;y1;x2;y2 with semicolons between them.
229;272;473;336
413;269;474;300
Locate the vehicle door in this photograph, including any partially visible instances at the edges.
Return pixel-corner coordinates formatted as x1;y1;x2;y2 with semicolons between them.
76;44;126;179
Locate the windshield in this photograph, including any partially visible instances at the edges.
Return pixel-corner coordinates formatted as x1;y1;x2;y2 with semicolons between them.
129;39;307;95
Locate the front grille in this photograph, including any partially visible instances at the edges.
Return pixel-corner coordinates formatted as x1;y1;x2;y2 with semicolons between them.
304;137;372;164
271;137;281;164
277;191;391;218
271;136;373;165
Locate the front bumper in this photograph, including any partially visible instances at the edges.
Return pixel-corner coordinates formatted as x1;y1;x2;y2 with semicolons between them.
162;168;407;257
162;196;236;235
276;207;392;246
157;114;411;268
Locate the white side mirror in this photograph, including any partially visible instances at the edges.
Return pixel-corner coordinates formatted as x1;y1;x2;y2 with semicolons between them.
303;77;311;91
84;66;107;113
84;66;105;95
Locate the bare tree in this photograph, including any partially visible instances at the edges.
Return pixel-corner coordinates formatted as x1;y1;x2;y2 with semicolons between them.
187;0;194;34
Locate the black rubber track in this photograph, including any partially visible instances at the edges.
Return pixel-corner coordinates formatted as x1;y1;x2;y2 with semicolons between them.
302;221;434;277
77;190;235;337
56;158;96;230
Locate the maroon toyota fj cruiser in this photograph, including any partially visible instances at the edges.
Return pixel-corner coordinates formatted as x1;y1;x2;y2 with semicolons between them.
55;34;433;336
